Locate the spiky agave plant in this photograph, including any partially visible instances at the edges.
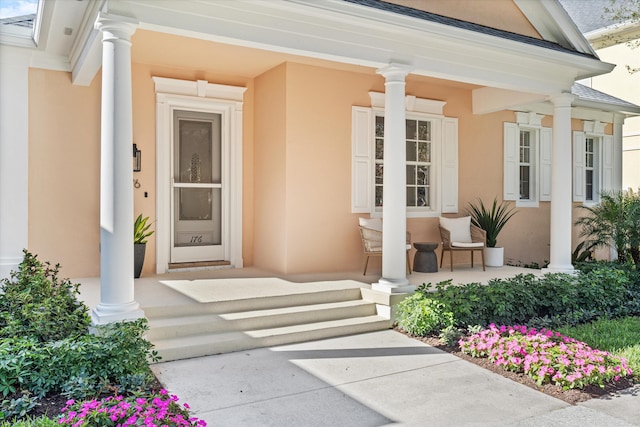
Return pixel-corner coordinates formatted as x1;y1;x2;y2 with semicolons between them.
134;214;154;244
467;198;517;248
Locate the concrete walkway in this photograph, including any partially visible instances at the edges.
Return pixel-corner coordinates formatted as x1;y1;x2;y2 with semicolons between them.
151;330;639;427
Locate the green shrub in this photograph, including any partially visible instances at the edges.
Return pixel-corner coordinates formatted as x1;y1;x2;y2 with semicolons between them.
420;264;640;331
395;292;454;336
0;319;159;403
0;251;90;342
0;416;58;427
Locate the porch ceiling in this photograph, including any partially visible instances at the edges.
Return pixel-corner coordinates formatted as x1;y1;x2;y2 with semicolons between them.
61;0;612;94
131;29;480;92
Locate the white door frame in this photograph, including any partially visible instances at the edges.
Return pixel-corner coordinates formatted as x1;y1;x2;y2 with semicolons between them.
153;77;246;273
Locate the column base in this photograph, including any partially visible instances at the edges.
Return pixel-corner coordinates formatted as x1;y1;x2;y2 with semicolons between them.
542;264;576;275
372;277;415;294
91;301;145;325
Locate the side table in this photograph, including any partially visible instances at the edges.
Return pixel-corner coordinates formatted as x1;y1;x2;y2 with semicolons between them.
413;242;439;273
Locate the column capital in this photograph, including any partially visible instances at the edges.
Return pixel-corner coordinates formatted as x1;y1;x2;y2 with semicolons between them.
549;92;575;107
377;63;412;82
95;12;139;40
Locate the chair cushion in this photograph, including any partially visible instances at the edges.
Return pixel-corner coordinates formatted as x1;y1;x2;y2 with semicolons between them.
451;242;484;248
359;217;382;232
439;216;472;243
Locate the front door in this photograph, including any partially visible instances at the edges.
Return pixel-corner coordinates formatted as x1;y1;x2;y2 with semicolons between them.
170;110;224;263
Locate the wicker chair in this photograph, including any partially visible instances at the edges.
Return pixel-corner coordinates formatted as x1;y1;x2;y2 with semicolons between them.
439;216;486;272
358;218;411;275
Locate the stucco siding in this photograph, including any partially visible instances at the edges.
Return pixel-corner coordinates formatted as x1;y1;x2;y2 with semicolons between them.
28;69;101;278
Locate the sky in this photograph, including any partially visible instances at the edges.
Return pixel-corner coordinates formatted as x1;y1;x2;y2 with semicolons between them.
0;0;38;19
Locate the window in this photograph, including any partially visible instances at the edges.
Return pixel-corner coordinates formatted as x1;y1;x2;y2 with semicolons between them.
374;116;433;209
585;137;598;201
351;99;458;217
519;130;533;201
504;121;551;207
573;129;612;204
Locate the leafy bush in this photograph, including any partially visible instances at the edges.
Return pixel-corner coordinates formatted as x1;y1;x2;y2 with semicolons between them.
575;189;640;266
0;251;90;342
395;291;454;336
424;265;640;330
0;319;159;401
59;390;206;426
459;325;632;390
0;416;58;427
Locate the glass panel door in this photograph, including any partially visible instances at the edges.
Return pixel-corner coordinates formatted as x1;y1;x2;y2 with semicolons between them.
171;110;224;263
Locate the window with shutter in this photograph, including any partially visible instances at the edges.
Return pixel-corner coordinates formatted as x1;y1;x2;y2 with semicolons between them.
351;106;458;216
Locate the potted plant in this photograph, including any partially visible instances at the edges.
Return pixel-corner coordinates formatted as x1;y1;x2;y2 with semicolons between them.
466;197;517;267
134;214;154;278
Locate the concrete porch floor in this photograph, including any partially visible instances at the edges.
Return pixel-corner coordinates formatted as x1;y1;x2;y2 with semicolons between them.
74;264;543;310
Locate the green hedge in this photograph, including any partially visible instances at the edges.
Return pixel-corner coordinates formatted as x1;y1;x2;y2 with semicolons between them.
396;263;640;335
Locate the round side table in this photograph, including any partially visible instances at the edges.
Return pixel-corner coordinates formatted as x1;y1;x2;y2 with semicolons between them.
413;242;439;273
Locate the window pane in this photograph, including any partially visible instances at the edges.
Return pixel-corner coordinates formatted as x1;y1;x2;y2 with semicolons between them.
179;188;212;221
179;120;214;184
418;121;431;140
375;139;384;160
417;165;428;185
418;141;430;162
586;138;594;153
375;185;383;207
586;170;594;201
407;187;416;206
407;165;416;185
375;116;384;137
520;145;530;163
586;153;593;168
375;164;383;184
520;165;530;200
406;120;417;140
418;186;428;207
406;141;417;161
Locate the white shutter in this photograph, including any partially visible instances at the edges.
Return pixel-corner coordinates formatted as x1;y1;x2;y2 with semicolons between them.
503;122;519;201
351;107;373;213
601;135;614;192
540;127;552;201
441;117;459;213
573;131;585;202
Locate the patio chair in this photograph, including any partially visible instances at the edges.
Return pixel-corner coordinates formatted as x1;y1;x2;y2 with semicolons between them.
439;216;486;272
358;217;411;275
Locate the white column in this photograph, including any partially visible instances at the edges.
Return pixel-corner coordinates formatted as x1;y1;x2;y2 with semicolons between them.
613;113;624;191
0;46;30;279
92;13;144;324
372;64;415;295
546;93;575;273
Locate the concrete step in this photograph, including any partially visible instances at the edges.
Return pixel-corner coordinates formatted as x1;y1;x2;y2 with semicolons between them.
153;315;391;362
143;287;365;318
146;299;377;341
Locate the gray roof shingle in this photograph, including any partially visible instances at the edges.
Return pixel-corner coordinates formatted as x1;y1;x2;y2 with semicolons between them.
343;0;594;58
572;82;640;111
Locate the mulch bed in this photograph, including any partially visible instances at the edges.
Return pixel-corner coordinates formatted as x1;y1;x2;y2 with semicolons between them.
397;328;637;405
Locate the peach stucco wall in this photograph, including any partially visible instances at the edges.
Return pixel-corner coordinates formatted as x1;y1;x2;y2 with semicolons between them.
27;28;612;278
28;69;101;277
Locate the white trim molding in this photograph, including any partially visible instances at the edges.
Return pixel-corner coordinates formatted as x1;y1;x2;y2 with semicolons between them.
153;77;246;274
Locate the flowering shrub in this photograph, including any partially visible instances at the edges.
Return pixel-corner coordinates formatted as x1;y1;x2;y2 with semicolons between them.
58;389;206;426
459;324;633;390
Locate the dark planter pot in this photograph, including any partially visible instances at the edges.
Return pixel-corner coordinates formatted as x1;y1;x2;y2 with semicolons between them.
134;243;146;278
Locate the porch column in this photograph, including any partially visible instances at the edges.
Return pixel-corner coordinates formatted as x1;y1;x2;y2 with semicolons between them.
546;93;575;273
372;64;415;296
92;13;144;325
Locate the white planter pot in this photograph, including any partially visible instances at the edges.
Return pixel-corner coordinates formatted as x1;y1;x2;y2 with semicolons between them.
485;247;504;267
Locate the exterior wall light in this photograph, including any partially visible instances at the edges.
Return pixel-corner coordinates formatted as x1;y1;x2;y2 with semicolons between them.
133;143;141;172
